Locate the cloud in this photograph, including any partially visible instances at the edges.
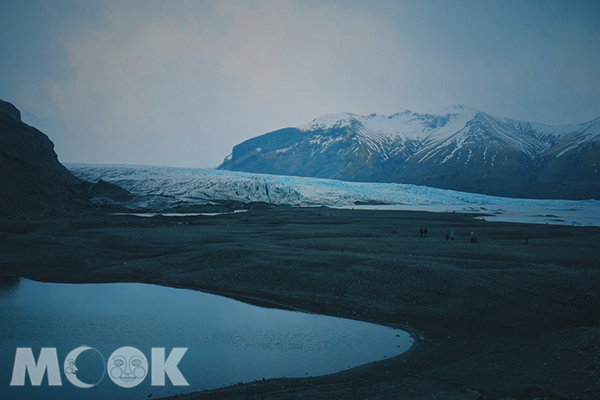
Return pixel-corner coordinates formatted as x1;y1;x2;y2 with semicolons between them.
40;4;232;165
30;0;417;166
4;0;600;167
216;1;411;109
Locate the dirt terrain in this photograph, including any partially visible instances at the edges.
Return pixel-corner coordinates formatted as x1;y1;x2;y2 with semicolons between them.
1;206;598;400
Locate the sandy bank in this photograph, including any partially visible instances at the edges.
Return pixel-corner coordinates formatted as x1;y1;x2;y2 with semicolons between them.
1;207;598;400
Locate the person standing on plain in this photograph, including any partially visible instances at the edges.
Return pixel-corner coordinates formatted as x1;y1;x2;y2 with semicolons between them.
450;230;455;242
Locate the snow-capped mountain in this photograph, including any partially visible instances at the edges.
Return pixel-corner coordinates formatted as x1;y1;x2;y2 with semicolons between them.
219;106;600;200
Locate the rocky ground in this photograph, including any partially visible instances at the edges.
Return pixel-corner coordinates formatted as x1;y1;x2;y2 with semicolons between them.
1;206;599;400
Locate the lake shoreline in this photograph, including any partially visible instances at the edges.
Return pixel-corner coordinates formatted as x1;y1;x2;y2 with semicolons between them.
1;207;599;399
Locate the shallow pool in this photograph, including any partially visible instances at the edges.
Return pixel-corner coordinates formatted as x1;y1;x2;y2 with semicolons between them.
0;275;412;400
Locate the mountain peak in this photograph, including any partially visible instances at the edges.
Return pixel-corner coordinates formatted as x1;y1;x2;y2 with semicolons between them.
0;99;22;122
298;112;362;131
220;105;600;200
297;106;482;142
298;105;487;134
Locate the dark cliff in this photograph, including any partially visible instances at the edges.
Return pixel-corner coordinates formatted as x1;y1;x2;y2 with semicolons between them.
0;100;131;217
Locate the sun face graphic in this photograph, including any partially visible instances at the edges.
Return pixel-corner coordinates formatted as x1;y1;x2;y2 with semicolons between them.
108;347;148;388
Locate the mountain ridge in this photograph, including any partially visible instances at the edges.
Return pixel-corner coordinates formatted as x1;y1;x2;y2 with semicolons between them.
0;99;132;217
219;106;600;200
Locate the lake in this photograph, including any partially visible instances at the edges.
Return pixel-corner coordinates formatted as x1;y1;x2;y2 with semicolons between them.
0;275;412;400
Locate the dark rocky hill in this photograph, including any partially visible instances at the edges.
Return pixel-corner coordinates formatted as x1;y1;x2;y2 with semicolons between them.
0;100;131;217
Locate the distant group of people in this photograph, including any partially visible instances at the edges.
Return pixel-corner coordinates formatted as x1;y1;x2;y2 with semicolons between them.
421;227;457;242
416;228;530;244
419;228;472;242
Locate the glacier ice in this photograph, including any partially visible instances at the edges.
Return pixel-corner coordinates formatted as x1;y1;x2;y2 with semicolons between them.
67;163;600;226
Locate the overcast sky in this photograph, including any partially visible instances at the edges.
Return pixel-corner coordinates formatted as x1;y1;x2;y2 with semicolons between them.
1;0;599;168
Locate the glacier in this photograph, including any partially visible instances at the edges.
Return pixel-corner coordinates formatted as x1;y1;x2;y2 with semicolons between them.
67;164;600;226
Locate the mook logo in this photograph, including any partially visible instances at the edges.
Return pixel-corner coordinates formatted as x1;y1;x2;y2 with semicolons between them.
10;346;188;388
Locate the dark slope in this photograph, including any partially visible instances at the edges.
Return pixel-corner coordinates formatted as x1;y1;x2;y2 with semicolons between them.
0;100;131;217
